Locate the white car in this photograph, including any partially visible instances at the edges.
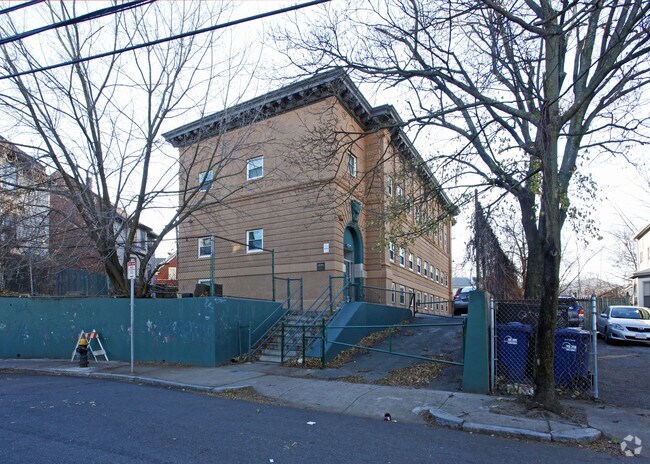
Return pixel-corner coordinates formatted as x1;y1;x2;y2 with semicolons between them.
597;305;650;344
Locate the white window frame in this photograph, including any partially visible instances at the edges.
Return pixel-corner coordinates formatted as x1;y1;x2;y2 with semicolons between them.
424;261;429;278
247;156;263;180
387;176;393;196
389;242;395;262
423;293;428;307
416;257;421;275
198;236;212;258
399;247;405;267
416;291;422;309
246;229;264;253
408;253;414;271
399;286;405;305
430;264;434;280
168;267;177;280
396;186;403;202
391;282;396;304
347;152;357;177
198;170;213;191
435;268;440;283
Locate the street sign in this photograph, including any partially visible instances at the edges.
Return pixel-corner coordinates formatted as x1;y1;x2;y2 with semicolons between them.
127;260;136;280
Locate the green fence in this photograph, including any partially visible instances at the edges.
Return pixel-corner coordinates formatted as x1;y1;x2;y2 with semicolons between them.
0;296;280;366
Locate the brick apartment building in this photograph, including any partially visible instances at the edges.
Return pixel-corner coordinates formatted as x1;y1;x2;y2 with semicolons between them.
164;70;456;311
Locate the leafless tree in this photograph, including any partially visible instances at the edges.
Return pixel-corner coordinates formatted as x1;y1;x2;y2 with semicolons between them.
0;1;259;296
275;0;650;409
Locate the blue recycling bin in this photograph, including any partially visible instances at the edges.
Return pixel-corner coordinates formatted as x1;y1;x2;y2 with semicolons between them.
497;322;533;383
554;328;590;387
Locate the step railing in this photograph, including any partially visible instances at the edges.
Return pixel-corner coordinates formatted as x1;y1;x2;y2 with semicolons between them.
249;277;303;359
281;278;350;360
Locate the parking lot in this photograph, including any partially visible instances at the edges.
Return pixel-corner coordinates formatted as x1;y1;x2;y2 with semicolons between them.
596;337;649;408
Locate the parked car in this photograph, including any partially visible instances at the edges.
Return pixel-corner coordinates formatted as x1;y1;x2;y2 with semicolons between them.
453;286;475;316
558;296;584;327
597;305;650;344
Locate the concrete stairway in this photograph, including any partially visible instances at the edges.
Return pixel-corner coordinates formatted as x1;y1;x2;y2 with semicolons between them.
256;313;325;363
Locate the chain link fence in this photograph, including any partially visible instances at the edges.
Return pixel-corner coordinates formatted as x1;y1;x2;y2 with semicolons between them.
493;298;594;397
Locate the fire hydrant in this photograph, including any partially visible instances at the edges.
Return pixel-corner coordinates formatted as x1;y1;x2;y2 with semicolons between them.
76;338;90;367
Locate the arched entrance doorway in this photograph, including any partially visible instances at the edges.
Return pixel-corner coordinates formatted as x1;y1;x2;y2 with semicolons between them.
343;225;363;300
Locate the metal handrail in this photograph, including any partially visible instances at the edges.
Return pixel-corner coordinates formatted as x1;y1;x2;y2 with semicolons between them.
283;282;351;356
250;283;303;357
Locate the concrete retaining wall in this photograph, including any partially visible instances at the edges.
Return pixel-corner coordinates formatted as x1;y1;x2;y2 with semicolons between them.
0;297;280;366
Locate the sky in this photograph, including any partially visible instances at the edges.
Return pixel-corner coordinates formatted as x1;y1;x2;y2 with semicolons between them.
1;0;648;288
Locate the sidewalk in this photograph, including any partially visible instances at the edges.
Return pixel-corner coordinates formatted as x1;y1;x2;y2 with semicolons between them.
1;358;647;455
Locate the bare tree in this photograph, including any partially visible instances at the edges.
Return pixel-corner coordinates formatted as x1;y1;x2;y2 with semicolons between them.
275;0;650;409
0;1;258;296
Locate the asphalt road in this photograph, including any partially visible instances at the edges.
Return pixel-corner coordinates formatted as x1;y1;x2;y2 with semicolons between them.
596;337;649;408
0;374;630;464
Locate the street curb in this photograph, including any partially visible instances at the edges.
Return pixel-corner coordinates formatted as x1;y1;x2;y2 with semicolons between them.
551;428;602;443
1;366;606;445
0;367;252;395
462;422;552;441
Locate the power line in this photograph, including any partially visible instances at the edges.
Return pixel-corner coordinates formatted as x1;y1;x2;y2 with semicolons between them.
0;0;44;16
0;0;156;46
0;0;330;81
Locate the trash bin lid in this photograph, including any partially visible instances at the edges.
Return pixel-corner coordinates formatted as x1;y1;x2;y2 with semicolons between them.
500;321;533;333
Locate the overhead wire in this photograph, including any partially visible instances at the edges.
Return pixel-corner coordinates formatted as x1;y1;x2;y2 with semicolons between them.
0;0;157;46
0;0;44;17
0;0;330;81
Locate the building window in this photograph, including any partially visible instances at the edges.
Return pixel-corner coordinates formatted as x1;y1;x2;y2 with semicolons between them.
415;205;420;223
416;257;421;275
424;261;429;278
389;242;395;262
247;156;263;180
435;268;440;283
399;248;405;266
168;267;177;280
198;237;212;258
246;229;263;253
387;176;393;196
399;286;405;305
430;264;434;280
0;163;17;190
198;170;213;191
423;293;428;307
408;253;414;271
391;282;396;304
347;152;357;177
396;186;403;202
408;288;414;306
416;291;421;309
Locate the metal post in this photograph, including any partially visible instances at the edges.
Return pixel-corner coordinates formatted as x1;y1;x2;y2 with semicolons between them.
388;326;393;353
328;276;333;307
302;326;306;364
210;234;215;296
130;277;134;373
248;323;252;363
280;322;285;365
271;249;276;301
286;279;291;310
490;295;495;392
299;277;304;311
320;318;326;369
591;292;599;399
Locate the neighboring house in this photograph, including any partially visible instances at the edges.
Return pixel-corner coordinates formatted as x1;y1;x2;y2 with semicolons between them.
0;137;158;295
154;253;178;287
49;175;159;284
0;137;50;293
632;223;650;307
164;70;456;310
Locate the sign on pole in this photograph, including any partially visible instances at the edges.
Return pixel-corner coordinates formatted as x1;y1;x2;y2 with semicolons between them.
127;260;137;280
127;259;136;373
